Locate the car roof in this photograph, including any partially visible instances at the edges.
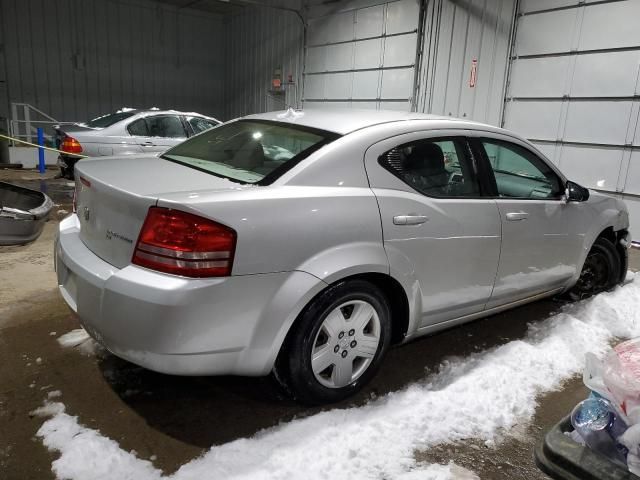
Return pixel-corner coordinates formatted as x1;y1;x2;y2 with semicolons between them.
130;109;219;121
243;108;494;135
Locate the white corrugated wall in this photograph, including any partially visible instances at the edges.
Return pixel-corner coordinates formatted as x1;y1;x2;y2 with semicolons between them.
416;0;516;125
504;0;640;238
298;0;515;124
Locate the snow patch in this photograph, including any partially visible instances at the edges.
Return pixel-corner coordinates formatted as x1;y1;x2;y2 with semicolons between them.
57;329;90;348
36;403;162;480
57;328;102;356
32;402;66;417
35;278;640;480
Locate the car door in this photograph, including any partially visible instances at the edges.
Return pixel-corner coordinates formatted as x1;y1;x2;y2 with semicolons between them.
471;135;584;308
128;115;188;152
364;131;502;327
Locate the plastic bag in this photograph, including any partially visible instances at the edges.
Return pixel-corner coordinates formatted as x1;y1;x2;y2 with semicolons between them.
603;338;640;424
584;352;611;399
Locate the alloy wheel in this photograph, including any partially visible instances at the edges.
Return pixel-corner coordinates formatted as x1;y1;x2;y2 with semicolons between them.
310;300;381;389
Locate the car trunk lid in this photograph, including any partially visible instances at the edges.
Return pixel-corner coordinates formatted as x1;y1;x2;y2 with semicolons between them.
74;155;246;268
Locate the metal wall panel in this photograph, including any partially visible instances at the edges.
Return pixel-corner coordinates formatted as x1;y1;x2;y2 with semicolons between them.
505;0;640;238
0;0;225;123
354;38;383;69
222;1;304;119
558;145;625;191
624;151;640;196
515;9;578;56
504;101;564;140
563;101;635;146
303;0;420;109
579;2;640;51
356;5;385;38
572;52;640;97
530;142;560;166
508;57;571;97
416;0;517;125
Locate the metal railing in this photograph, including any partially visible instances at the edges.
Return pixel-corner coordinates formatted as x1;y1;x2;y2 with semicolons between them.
7;102;75;146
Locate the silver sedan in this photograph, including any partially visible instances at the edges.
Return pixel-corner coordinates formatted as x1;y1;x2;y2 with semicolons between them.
56;109;221;178
54;109;630;404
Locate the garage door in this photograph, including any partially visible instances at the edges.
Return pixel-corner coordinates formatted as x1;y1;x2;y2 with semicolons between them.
303;0;421;112
503;0;640;238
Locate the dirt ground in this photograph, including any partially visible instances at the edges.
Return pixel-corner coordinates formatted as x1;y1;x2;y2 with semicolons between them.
1;168;638;479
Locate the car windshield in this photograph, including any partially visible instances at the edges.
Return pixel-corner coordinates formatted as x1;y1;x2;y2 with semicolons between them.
84;110;137;128
161;120;338;184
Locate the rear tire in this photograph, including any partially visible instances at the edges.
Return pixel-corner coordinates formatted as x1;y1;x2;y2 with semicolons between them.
568;237;621;300
273;279;391;405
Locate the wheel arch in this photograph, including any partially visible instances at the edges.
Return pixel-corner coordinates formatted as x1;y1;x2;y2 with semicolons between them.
569;224;629;293
595;226;629;283
272;271;412;372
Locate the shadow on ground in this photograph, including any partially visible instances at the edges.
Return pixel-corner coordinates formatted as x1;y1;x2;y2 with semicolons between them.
97;297;564;455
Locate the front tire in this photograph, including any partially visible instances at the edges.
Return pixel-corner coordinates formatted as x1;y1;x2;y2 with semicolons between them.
568;237;621;300
274;279;391;405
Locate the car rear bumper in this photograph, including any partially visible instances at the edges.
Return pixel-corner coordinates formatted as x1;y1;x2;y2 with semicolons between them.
54;214;324;376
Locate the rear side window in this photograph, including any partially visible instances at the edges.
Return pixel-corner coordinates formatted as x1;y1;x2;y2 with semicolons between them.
480;139;563;199
187;116;219;135
127;119;148;136
379;138;481;197
145;115;187;138
162;120;339;184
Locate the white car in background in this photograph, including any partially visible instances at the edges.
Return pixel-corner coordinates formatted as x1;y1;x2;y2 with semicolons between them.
55;109;221;178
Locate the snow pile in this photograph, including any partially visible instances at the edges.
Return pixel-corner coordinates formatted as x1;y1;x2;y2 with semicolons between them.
36;403;162;480
35;277;640;480
56;328;102;356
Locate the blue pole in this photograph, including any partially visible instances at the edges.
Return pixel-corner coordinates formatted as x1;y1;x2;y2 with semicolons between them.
37;127;45;174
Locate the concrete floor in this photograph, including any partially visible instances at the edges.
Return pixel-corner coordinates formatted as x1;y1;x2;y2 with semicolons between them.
1;169;638;479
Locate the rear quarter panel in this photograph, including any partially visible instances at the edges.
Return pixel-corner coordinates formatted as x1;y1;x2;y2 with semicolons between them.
156;185;387;279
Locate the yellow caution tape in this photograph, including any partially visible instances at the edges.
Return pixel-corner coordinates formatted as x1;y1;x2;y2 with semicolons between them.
0;133;88;158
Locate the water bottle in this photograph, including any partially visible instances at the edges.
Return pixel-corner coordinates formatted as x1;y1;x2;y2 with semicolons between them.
571;395;629;466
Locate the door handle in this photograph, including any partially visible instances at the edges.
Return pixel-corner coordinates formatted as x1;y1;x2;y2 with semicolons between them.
393;215;428;225
142;141;155;147
505;212;529;221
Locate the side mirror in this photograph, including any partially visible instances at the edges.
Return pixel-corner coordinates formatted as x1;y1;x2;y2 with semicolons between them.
566;181;589;202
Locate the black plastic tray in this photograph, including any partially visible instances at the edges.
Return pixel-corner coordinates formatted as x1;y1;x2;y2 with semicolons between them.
535;415;639;480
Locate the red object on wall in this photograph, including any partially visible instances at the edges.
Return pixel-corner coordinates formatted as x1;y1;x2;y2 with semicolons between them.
469;58;478;88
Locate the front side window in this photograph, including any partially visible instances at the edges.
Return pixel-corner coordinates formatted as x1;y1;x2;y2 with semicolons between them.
162;120;338;184
481;139;562;199
145;115;187;138
379;138;481;197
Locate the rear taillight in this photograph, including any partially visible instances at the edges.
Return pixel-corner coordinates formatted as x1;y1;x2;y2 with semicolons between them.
61;136;83;154
132;207;236;278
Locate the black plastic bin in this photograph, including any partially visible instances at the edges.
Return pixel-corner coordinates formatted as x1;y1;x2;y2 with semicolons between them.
0;181;53;245
535;415;640;480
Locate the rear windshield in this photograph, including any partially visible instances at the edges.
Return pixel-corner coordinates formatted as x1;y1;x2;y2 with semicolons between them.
84;110;137;128
161;120;339;184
